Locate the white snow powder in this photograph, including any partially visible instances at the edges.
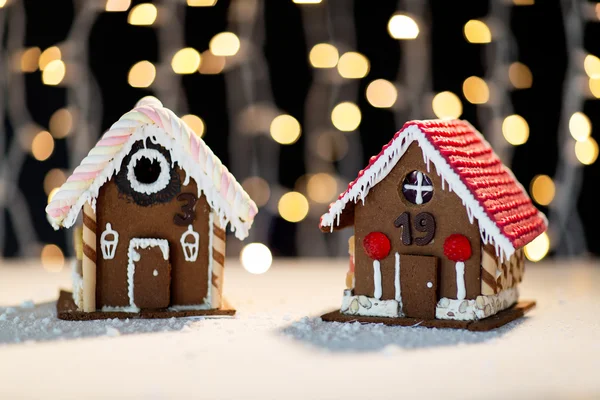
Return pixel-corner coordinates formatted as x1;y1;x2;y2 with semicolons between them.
0;301;197;345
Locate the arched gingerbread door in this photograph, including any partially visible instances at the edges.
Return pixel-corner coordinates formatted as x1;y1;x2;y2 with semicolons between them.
129;238;171;309
398;254;438;319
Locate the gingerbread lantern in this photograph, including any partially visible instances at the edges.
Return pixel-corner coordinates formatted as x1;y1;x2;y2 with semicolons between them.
46;97;257;320
322;120;546;330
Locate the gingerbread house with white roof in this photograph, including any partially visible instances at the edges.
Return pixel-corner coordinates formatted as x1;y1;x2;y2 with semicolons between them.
320;119;546;329
47;97;257;320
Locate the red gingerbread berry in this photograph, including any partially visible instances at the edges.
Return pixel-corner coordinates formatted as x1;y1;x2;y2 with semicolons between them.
363;232;391;261
443;234;472;262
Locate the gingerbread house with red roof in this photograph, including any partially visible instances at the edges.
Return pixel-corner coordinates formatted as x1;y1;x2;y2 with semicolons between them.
47;97;257;320
320;120;546;329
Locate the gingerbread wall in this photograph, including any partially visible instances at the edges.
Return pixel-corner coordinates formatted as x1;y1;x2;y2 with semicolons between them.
354;142;482;300
95;168;211;308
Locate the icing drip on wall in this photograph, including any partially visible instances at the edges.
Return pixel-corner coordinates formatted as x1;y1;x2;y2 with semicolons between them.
394;252;401;303
372;260;382;300
455;261;466;300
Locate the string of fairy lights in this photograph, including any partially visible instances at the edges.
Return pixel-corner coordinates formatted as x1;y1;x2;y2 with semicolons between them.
0;0;598;273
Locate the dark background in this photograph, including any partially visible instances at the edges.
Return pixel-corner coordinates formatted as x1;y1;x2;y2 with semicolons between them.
3;0;599;259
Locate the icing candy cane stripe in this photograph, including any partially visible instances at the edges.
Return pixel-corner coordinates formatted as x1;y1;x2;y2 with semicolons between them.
210;214;226;309
82;203;97;312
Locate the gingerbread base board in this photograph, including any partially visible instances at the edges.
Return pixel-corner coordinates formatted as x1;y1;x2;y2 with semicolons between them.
320;300;535;331
56;290;236;321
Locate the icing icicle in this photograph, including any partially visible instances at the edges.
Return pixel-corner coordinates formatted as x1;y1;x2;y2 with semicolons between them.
45;97;257;241
319;120;548;262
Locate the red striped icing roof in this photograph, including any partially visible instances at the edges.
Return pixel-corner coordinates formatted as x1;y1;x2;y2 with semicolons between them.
320;119;547;255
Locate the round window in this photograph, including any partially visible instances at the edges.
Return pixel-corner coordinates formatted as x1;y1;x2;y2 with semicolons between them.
127;149;170;194
401;171;433;205
115;141;181;206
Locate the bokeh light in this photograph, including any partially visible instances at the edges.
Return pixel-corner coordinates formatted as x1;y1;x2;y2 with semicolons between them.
199;50;225;74
127;3;157;26
242;176;270;208
128;61;156;88
38;46;61;71
105;0;131;12
17;124;41;152
575;137;599;165
309;43;339;68
432;91;462;119
240;243;273;274
366;79;397;108
513;0;534;4
569;112;591;142
502;114;529;145
237;103;278;135
589;78;600;98
43;169;66;196
270;114;301;145
278;192;309;223
181;114;205;137
20;47;41;73
584;54;600;79
209;32;240;56
42;60;66;85
387;14;419;39
171;48;201;74
41;244;65;272
508;62;533;89
315;131;349;162
530;175;555;206
462;76;489;104
292;0;322;3
524;232;550;262
464;20;492;44
49;108;74;139
31;131;54;161
337;52;369;79
307;173;337;204
331;102;361;132
187;0;217;5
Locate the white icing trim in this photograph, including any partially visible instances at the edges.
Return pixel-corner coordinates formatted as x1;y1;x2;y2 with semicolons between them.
436;287;519;321
341;290;402;318
127;238;170;309
394;252;401;303
126;148;171;195
320;124;520;261
52;125;252;240
372;260;382;300
207;212;214;306
100;222;119;260
169;302;212;311
102;305;141;313
180;224;200;262
455;261;466;300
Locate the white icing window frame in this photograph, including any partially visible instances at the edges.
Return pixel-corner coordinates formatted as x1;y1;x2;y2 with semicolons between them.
126;148;171;195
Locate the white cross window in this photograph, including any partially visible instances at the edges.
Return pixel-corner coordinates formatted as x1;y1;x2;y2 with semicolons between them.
402;171;434;205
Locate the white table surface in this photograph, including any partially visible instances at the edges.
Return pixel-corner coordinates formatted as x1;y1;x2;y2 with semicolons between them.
0;258;599;400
